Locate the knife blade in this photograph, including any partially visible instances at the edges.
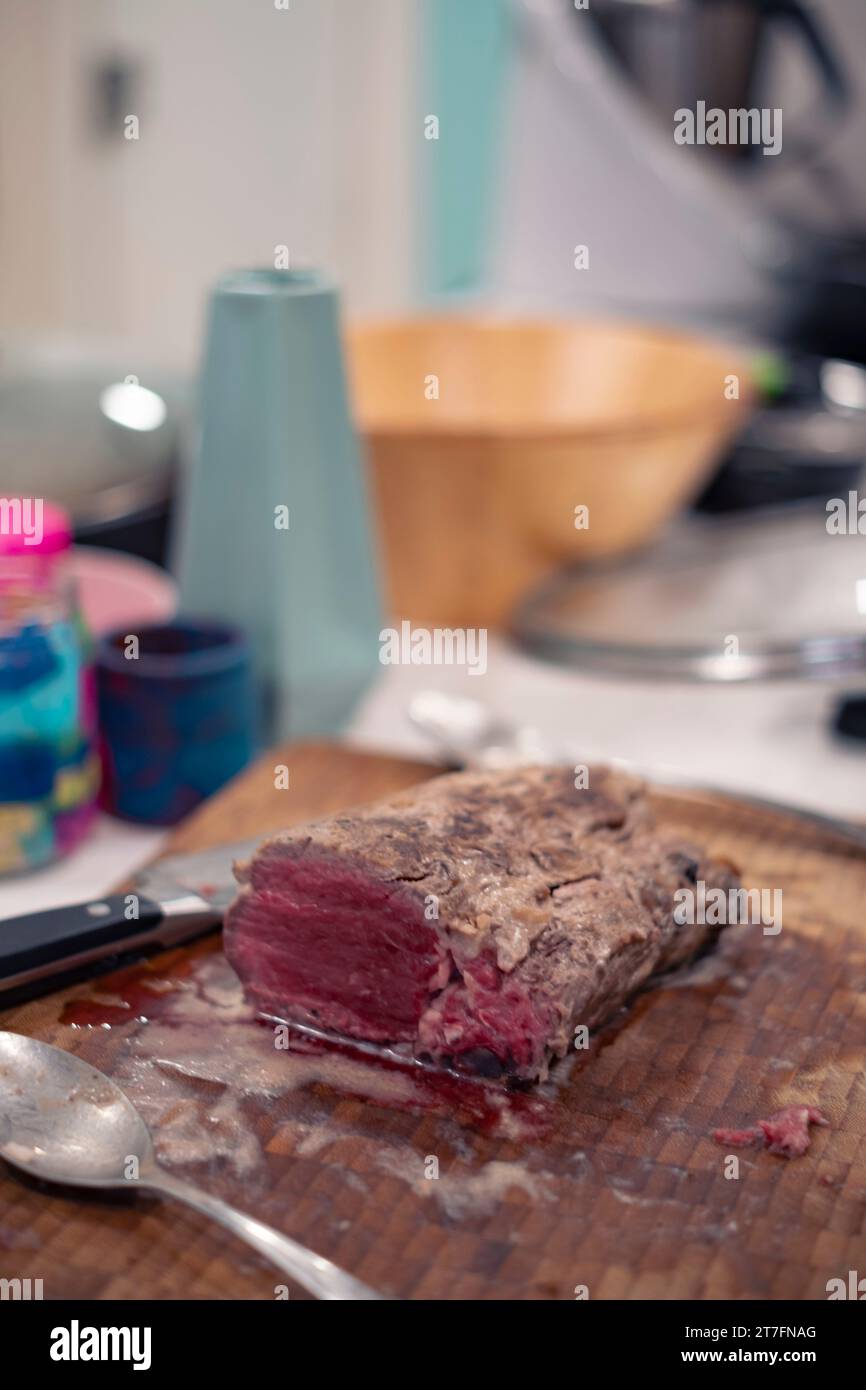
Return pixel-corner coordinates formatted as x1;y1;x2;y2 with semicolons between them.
0;836;262;1000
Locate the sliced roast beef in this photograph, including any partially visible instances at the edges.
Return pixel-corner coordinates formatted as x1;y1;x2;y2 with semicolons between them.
223;765;738;1082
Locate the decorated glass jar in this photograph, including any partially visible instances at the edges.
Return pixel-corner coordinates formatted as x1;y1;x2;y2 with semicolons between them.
0;499;99;873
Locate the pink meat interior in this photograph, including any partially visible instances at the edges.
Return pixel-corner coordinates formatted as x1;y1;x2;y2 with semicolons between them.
225;848;450;1042
224;845;553;1075
417;956;551;1076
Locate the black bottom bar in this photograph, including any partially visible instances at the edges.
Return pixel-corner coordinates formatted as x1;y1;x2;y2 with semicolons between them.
4;1297;860;1375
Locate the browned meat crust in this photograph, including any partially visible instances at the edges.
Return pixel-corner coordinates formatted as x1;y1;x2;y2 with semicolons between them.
225;765;739;1081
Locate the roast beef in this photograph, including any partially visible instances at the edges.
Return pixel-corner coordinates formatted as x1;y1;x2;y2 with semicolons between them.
223;766;738;1082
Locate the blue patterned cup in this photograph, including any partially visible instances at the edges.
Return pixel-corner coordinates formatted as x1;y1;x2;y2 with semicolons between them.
96;620;256;825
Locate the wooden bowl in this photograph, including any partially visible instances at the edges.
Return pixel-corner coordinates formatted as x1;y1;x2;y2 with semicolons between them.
347;318;752;628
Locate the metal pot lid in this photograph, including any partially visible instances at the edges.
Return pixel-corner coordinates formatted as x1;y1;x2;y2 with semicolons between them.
512;505;866;682
0;338;188;528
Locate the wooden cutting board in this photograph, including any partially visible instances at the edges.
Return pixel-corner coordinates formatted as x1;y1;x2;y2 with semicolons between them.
1;742;865;1301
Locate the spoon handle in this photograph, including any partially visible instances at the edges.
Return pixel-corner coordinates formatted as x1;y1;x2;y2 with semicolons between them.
144;1170;384;1301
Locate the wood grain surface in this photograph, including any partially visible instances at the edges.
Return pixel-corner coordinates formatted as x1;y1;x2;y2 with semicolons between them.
1;742;864;1301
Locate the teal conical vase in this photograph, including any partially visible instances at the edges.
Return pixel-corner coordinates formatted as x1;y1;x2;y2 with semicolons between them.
175;268;383;740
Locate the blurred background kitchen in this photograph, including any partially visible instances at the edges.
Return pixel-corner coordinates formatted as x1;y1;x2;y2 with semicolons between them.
2;0;866;914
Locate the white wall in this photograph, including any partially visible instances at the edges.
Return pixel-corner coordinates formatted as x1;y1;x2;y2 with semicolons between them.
7;0;865;358
0;0;417;368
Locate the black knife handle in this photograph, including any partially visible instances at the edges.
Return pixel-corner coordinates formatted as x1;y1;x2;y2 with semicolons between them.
0;894;166;989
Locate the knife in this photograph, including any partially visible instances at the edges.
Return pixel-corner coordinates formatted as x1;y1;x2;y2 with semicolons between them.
0;837;261;1001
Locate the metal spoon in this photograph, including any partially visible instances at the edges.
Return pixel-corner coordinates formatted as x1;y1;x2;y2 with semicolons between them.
0;1031;383;1301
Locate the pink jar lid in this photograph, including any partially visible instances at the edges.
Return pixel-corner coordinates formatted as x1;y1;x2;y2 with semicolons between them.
0;499;72;557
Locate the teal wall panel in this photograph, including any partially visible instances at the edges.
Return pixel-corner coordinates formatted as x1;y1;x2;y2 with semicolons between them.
420;0;513;298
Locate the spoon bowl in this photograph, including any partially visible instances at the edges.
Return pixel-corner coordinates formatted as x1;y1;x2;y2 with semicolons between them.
0;1031;154;1187
0;1031;384;1299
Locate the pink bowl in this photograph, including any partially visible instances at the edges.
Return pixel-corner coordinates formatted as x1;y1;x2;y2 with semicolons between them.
69;546;178;636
